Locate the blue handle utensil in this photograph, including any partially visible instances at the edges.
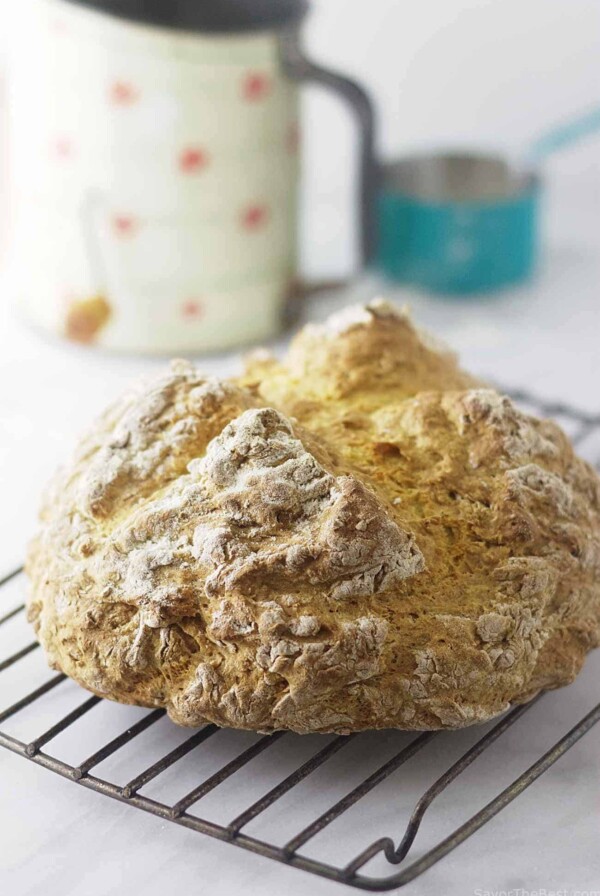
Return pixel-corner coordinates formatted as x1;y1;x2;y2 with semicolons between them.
376;108;600;295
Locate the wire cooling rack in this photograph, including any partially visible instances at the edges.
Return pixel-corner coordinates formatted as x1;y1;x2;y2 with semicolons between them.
1;388;600;892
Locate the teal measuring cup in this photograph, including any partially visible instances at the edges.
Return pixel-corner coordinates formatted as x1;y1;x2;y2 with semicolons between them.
376;108;600;294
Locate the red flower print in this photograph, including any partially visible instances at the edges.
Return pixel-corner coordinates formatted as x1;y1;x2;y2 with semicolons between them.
49;17;68;34
110;81;139;106
242;71;271;102
179;147;210;174
53;137;73;160
241;204;269;231
286;121;300;154
181;299;204;321
112;215;137;237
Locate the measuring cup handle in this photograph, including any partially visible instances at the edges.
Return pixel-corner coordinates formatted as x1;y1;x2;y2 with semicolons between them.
528;106;600;166
280;29;377;266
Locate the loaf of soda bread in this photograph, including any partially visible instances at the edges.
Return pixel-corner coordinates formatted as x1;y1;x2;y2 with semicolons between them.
26;301;600;732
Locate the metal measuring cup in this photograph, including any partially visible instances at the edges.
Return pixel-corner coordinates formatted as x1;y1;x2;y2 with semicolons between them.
376;109;600;294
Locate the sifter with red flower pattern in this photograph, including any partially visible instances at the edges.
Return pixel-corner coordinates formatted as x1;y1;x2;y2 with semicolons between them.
9;0;375;352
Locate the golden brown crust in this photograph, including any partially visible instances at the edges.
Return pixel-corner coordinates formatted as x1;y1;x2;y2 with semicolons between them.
26;301;600;733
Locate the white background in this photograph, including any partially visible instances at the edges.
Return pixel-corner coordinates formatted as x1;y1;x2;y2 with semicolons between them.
300;0;600;276
0;2;599;895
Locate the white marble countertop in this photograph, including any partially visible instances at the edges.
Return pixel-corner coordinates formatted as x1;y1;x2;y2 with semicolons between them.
1;165;600;894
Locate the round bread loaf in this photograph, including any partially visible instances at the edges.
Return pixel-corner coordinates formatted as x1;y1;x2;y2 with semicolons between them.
26;301;600;732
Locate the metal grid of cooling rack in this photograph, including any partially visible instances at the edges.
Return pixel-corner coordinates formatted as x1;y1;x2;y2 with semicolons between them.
1;388;600;892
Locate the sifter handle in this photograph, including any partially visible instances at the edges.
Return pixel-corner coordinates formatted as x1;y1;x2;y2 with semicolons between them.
280;29;377;267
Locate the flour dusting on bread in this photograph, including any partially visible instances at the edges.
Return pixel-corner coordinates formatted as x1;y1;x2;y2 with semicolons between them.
188;406;423;598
